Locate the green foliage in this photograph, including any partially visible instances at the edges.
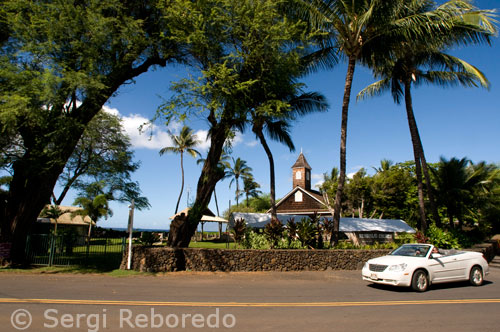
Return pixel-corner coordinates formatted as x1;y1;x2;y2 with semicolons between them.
243;230;270;250
332;241;398;250
264;218;284;248
139;232;160;246
425;224;461;249
56;110;149;209
296;217;317;248
230;218;247;246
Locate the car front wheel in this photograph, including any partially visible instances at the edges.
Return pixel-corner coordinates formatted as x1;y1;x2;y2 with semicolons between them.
412;270;429;292
469;266;483;286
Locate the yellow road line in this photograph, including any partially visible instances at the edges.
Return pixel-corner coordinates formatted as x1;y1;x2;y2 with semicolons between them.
0;298;499;307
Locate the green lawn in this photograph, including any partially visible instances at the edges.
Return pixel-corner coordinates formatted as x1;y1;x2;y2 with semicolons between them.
188;241;238;249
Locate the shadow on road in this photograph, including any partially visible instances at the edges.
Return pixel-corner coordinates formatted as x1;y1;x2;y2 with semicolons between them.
367;280;493;292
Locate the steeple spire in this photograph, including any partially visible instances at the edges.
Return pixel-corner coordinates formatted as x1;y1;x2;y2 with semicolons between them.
291;152;311;190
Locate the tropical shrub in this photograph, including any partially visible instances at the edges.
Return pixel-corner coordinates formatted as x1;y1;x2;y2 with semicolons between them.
296;217;317;248
243;230;270;249
231;218;247;247
425;224;460;249
264;218;284;248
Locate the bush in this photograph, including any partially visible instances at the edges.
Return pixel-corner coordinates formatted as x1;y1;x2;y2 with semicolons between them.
139;232;159;246
425;224;460;249
243;230;270;249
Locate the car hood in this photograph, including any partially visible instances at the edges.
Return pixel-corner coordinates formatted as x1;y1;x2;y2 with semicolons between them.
367;255;426;265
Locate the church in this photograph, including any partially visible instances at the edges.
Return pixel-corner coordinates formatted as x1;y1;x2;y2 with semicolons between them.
229;152;415;244
270;152;329;217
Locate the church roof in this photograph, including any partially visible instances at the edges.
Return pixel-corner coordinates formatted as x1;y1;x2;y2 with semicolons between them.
291;152;311;170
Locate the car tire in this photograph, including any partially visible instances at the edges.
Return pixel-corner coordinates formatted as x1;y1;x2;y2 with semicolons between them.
411;270;429;292
469;266;483;286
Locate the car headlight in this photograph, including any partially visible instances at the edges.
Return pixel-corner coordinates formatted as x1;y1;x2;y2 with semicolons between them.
388;263;407;272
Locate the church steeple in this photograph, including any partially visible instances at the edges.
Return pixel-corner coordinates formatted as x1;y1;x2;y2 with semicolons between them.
291;152;311;190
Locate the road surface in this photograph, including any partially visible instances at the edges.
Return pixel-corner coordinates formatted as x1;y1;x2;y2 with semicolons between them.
1;266;499;331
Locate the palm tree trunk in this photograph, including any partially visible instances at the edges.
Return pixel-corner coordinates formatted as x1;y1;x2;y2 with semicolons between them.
403;81;427;232
417;142;441;227
256;130;278;220
332;56;356;246
213;187;220;216
175;152;184;214
235;176;239;207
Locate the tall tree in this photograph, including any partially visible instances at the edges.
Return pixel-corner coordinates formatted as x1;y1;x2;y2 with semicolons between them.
197;147;232;216
160;126;201;214
432;157;495;229
301;0;421;244
241;175;262;208
226;157;253;207
0;0;183;262
357;0;496;231
159;0;318;246
251;92;328;220
53;110;149;209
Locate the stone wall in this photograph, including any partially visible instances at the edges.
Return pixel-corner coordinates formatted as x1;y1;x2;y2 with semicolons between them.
121;246;391;272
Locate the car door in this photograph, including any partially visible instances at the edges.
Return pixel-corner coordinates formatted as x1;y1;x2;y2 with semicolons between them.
428;254;464;282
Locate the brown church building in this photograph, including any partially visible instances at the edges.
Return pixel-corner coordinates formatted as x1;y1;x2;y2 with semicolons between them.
270;152;329;217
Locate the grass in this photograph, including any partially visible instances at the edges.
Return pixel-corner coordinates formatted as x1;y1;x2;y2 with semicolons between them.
188;241;238;249
0;266;155;276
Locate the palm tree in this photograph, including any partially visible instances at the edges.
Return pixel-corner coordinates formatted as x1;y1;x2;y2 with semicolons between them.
357;0;496;230
226;157;253;207
301;0;437;244
160;126;201;214
251;92;328;220
433;157;496;229
240;174;262;207
373;159;394;174
72;182;112;237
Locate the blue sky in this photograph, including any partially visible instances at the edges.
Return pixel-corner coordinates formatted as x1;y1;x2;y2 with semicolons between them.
58;0;500;232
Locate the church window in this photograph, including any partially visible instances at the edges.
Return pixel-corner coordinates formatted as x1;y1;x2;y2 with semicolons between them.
295;191;303;202
296;171;302;180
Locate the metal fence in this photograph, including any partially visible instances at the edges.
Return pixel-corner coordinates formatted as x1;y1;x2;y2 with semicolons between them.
25;234;126;268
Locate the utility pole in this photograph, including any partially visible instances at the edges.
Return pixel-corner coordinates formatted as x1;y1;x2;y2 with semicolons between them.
126;199;135;270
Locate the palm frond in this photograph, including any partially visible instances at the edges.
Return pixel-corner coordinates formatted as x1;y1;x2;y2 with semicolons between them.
356;77;391;102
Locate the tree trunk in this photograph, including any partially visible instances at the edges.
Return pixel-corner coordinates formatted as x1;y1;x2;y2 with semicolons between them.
174;152;185;214
255;129;278;221
168;120;230;247
418;143;441;227
235;176;239;207
332;56;356;246
1;127;84;263
403;81;427;232
213;187;220;216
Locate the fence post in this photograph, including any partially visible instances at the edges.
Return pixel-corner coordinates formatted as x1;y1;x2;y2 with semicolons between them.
86;236;90;264
24;235;31;263
48;234;55;267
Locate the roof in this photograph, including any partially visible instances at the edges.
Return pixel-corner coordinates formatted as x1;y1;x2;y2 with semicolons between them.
169;207;215;220
230;213;415;233
37;205;95;226
269;186;328;213
170;207;227;223
291;152;312;170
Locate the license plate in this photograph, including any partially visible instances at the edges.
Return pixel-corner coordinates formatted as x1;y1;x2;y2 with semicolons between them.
371;273;378;280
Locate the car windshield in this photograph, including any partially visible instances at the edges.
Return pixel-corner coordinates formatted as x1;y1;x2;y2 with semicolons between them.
390;244;431;257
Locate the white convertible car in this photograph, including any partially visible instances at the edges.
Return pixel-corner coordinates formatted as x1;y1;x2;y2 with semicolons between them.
362;243;489;292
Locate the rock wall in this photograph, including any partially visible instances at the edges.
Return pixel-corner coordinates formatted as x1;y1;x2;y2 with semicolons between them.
121;247;391;272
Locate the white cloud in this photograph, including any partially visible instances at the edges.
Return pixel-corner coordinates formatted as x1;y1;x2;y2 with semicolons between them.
246;140;259;147
102;105;211;152
195;129;211;152
312;173;324;189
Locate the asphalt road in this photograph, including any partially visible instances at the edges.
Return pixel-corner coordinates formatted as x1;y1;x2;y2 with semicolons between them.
1;266;499;332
